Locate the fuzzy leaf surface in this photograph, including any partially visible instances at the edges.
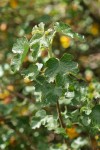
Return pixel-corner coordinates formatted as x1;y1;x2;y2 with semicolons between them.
45;53;79;78
91;105;100;124
30;22;55;60
35;76;62;104
54;22;84;40
11;37;29;72
21;64;39;81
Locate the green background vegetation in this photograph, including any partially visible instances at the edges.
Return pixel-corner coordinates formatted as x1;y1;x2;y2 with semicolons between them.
0;0;100;150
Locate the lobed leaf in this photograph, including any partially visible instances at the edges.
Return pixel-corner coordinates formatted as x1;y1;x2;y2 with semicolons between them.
21;64;39;81
12;37;29;54
31;110;58;130
32;22;45;35
54;22;84;40
11;37;29;72
91;105;100;124
30;22;55;60
45;53;79;78
35;76;62;104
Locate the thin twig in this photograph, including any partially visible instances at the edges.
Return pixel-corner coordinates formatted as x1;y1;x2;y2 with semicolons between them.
88;134;95;150
56;100;65;128
56;100;70;147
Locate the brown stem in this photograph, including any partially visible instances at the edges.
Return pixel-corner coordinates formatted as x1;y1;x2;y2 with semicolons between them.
56;100;70;147
56;100;65;128
88;135;96;150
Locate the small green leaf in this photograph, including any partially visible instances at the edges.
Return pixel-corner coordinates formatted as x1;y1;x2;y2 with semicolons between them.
54;22;84;40
30;22;55;60
60;53;73;61
32;22;44;35
81;116;91;126
45;58;59;77
91;105;100;124
35;109;46;118
21;64;39;81
45;53;79;78
45;86;62;103
56;73;65;87
21;65;39;80
11;37;29;72
31;117;42;129
12;37;29;54
31;109;47;129
45;115;58;130
31;43;40;59
11;54;21;72
35;76;62;104
31;113;58;130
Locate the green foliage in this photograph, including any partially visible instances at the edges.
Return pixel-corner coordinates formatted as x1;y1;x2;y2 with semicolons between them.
10;21;100;149
30;22;55;59
31;109;58;130
91;105;100;124
21;64;39;80
11;37;29;72
45;53;78;78
0;1;100;149
54;22;84;40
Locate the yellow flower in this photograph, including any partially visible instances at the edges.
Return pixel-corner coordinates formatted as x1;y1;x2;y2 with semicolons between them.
7;85;14;91
0;90;10;99
66;126;79;139
20;107;29;116
89;23;99;36
95;135;99;140
98;142;100;146
23;77;31;83
9;0;18;9
60;36;71;48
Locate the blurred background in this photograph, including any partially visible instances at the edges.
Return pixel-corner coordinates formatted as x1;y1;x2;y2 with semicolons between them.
0;0;100;150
